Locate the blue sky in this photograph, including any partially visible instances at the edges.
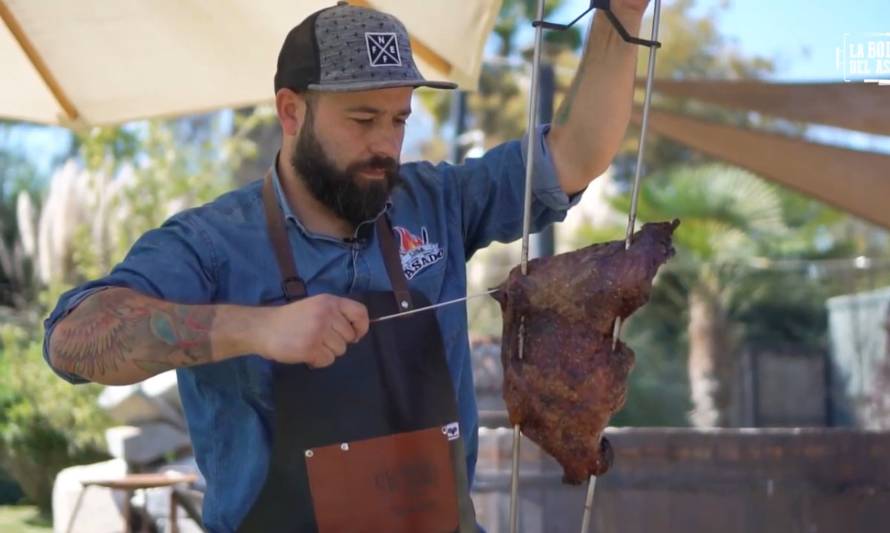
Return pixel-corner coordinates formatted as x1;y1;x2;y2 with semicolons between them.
692;0;887;81
554;0;889;81
683;0;890;152
554;0;890;81
511;0;890;154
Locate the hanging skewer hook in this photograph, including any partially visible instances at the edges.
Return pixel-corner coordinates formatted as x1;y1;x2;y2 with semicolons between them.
532;0;662;49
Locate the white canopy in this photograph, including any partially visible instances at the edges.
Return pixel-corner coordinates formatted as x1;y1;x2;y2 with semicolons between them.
0;0;500;126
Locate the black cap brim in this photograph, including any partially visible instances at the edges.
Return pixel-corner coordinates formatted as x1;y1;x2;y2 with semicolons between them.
307;79;458;92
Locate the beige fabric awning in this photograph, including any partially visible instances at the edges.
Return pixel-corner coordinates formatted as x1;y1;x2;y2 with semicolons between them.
0;0;500;126
644;80;890;136
631;107;890;229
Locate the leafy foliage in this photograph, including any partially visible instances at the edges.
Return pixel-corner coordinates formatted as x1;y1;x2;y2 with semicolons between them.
0;109;262;516
0;149;41;308
613;269;693;426
69;118;238;283
0;323;110;514
612;164;788;259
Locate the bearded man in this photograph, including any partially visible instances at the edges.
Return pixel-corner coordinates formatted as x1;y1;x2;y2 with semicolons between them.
45;1;650;531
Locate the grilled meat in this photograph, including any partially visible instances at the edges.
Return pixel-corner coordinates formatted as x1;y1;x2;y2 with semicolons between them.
493;220;679;483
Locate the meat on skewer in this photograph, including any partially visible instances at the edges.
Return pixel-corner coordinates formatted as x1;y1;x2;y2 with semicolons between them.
492;220;679;483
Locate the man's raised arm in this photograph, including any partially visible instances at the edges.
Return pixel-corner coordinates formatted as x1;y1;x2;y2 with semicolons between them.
548;0;650;194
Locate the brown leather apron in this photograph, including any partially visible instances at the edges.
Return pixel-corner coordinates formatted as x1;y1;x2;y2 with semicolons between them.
237;173;477;532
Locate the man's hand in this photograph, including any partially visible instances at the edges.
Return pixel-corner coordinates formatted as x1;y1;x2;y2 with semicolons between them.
610;0;650;19
48;288;371;385
257;294;370;368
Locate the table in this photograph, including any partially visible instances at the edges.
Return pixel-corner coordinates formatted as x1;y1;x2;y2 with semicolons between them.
65;472;198;533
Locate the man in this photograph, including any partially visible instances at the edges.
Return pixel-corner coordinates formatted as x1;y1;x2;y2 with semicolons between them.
45;1;649;531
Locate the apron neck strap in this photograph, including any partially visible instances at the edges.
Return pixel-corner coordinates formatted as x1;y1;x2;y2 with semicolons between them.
263;170;307;301
262;170;413;310
375;216;414;311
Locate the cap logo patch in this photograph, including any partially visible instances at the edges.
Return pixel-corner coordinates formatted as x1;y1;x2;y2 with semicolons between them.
365;32;402;67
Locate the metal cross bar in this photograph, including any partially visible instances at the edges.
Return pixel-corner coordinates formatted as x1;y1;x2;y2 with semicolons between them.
532;0;662;49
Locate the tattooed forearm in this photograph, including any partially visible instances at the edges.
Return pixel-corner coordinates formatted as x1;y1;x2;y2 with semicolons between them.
49;288;216;382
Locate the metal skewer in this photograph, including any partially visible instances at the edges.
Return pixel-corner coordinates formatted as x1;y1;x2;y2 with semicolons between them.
510;0;547;531
369;288;500;323
518;4;545;280
580;475;598;533
591;2;662;532
611;0;662;353
502;1;661;531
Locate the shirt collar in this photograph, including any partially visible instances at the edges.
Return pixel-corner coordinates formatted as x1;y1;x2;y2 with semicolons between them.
270;160;299;224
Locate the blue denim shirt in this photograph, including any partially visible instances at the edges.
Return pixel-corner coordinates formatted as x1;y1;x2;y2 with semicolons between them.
44;125;580;532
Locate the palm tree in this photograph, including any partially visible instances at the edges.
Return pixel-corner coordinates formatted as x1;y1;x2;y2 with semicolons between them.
612;163;789;426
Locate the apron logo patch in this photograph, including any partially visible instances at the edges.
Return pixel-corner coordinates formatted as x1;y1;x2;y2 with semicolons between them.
393;226;445;280
442;422;460;441
365;32;402;67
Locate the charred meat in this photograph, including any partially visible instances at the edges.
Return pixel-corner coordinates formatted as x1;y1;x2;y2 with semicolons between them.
493;220;679;483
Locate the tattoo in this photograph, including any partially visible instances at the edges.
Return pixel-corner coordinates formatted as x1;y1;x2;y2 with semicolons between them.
557;8;628;127
51;288;215;378
133;360;178;374
556;47;588;126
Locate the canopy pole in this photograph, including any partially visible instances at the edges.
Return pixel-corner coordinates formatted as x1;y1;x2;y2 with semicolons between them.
0;0;80;122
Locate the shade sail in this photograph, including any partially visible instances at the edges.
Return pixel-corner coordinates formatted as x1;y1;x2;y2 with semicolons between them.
631;107;890;229
645;80;890;136
0;0;501;126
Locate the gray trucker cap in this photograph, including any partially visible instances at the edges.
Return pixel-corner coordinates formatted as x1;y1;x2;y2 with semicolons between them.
274;1;458;93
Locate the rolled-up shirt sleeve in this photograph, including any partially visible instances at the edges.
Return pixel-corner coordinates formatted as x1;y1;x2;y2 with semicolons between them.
43;212;217;384
450;124;584;257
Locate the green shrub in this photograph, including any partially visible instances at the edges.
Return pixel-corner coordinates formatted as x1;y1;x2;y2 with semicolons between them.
0;322;110;515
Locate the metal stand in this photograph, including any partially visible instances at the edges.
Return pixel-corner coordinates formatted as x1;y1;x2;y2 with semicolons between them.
510;0;544;533
587;1;662;532
511;1;663;532
579;475;598;533
610;0;662;351
510;0;546;527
